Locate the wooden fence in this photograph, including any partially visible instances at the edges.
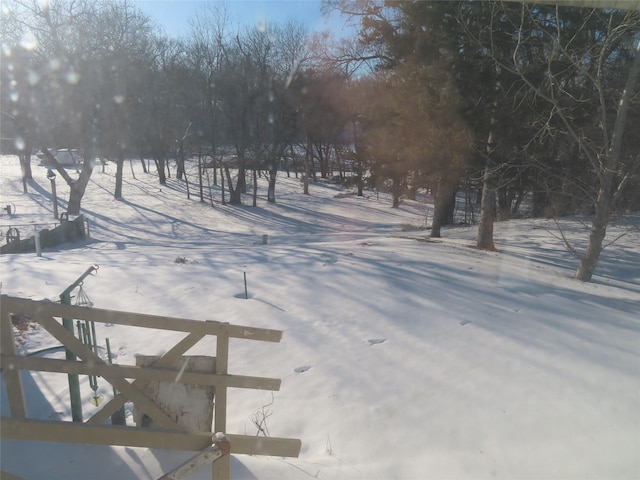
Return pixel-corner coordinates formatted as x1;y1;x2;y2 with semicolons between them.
0;215;87;254
0;295;301;479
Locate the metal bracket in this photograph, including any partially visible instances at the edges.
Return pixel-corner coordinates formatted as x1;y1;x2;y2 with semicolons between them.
158;433;230;480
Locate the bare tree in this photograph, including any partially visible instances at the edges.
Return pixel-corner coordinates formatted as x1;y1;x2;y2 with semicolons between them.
2;0;159;212
11;0;99;216
466;4;640;280
576;39;640;280
187;2;231;190
95;1;155;199
140;36;194;185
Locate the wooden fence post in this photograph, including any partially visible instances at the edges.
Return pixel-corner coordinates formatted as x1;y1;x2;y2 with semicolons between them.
213;332;230;480
0;307;27;418
0;296;301;479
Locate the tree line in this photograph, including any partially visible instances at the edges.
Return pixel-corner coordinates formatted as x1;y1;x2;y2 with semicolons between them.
334;0;639;281
1;0;638;281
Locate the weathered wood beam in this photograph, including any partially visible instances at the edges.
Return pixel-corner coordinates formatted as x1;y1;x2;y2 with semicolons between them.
213;334;231;479
0;418;302;457
0;303;27;418
0;295;282;342
1;355;281;391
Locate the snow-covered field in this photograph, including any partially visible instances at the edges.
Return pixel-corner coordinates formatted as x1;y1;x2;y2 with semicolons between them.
1;155;638;479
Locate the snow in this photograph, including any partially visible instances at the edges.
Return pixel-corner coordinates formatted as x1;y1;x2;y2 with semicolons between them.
1;155;639;479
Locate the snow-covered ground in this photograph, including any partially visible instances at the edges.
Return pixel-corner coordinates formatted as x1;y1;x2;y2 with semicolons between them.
1;155;638;479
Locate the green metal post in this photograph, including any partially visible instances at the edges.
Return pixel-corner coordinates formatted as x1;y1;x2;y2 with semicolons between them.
59;265;98;422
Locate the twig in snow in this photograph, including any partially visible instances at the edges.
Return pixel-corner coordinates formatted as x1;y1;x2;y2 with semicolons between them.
250;393;274;437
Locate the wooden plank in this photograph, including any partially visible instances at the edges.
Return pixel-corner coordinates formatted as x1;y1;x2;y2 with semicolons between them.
3;355;281;391
1;296;282;342
213;335;230;433
213;334;230;480
88;331;205;424
0;418;302;457
1;417;212;450
226;434;302;457
0;304;27;418
36;314;186;431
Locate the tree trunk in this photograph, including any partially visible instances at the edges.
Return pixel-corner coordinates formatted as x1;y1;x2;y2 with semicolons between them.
114;149;124;200
477;88;499;251
176;157;185;180
431;176;457;238
19;152;32;193
225;166;242;204
39;146;93;216
19;152;33;180
176;122;191;181
239;167;246;194
67;149;95;216
220;159;226;205
303;135;311;195
355;152;364;197
575;185;612;281
315;144;325;178
129;158;137;180
267;163;277;203
155;157;167;185
198;155;204;202
497;187;514;220
532;186;548;218
476;164;496;251
391;177;401;208
252;169;258;207
284;147;292;178
335;145;344;181
511;188;526;216
575;40;640;281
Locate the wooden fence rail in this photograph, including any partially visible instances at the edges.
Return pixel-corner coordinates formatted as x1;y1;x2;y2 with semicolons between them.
0;295;301;480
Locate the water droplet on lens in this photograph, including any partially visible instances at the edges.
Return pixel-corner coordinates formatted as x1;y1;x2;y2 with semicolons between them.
66;71;80;84
27;70;40;86
49;58;61;71
19;32;38;50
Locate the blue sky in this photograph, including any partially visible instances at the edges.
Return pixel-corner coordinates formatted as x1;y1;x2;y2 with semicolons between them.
133;0;339;38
